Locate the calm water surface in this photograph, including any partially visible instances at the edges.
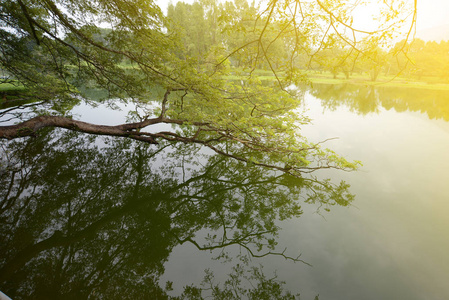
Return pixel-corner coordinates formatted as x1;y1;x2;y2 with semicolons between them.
276;85;449;299
163;85;449;299
1;84;449;299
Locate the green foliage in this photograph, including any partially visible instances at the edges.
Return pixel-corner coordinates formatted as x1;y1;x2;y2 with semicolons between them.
0;0;415;177
0;1;416;297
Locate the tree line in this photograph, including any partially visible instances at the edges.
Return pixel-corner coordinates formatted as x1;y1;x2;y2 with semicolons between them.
164;0;419;82
388;38;449;82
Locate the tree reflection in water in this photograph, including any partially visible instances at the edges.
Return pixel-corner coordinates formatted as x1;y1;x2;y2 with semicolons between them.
0;129;353;299
308;83;449;120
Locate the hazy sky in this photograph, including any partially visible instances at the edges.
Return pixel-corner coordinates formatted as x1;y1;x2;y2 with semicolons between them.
156;0;449;32
417;0;449;30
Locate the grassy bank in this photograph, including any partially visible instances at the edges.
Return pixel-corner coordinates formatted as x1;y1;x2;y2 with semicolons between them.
3;69;449;95
225;69;449;91
305;71;449;91
0;82;26;92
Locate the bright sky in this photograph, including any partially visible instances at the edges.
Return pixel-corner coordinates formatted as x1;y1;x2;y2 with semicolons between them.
156;0;449;32
416;0;449;30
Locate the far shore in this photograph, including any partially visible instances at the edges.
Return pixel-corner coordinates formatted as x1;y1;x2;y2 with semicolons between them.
3;70;449;97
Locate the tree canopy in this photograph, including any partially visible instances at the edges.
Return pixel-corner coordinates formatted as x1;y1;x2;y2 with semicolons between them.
0;0;416;176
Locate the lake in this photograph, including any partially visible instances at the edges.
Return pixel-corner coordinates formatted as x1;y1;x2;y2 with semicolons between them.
1;84;449;299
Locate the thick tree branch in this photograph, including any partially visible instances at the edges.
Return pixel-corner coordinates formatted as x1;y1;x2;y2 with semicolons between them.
0;115;159;143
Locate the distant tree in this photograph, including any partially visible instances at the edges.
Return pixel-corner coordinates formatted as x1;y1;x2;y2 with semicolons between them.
357;41;388;81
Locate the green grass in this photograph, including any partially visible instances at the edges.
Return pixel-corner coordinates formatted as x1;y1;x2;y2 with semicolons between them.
0;82;26;92
0;82;28;107
306;72;449;91
225;69;449;91
4;68;449;96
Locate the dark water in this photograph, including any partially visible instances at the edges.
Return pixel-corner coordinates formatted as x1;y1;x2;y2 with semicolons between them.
1;84;449;299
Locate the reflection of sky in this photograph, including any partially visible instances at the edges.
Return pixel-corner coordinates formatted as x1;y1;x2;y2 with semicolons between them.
71;102;175;133
277;92;449;299
71;102;131;125
162;90;449;299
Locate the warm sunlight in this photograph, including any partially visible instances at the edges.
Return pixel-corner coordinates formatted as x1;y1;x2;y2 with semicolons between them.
2;0;449;299
158;0;449;41
417;0;449;30
352;0;449;40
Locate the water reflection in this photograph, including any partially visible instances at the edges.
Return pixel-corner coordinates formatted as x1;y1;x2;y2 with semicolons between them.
0;129;352;299
308;83;449;120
